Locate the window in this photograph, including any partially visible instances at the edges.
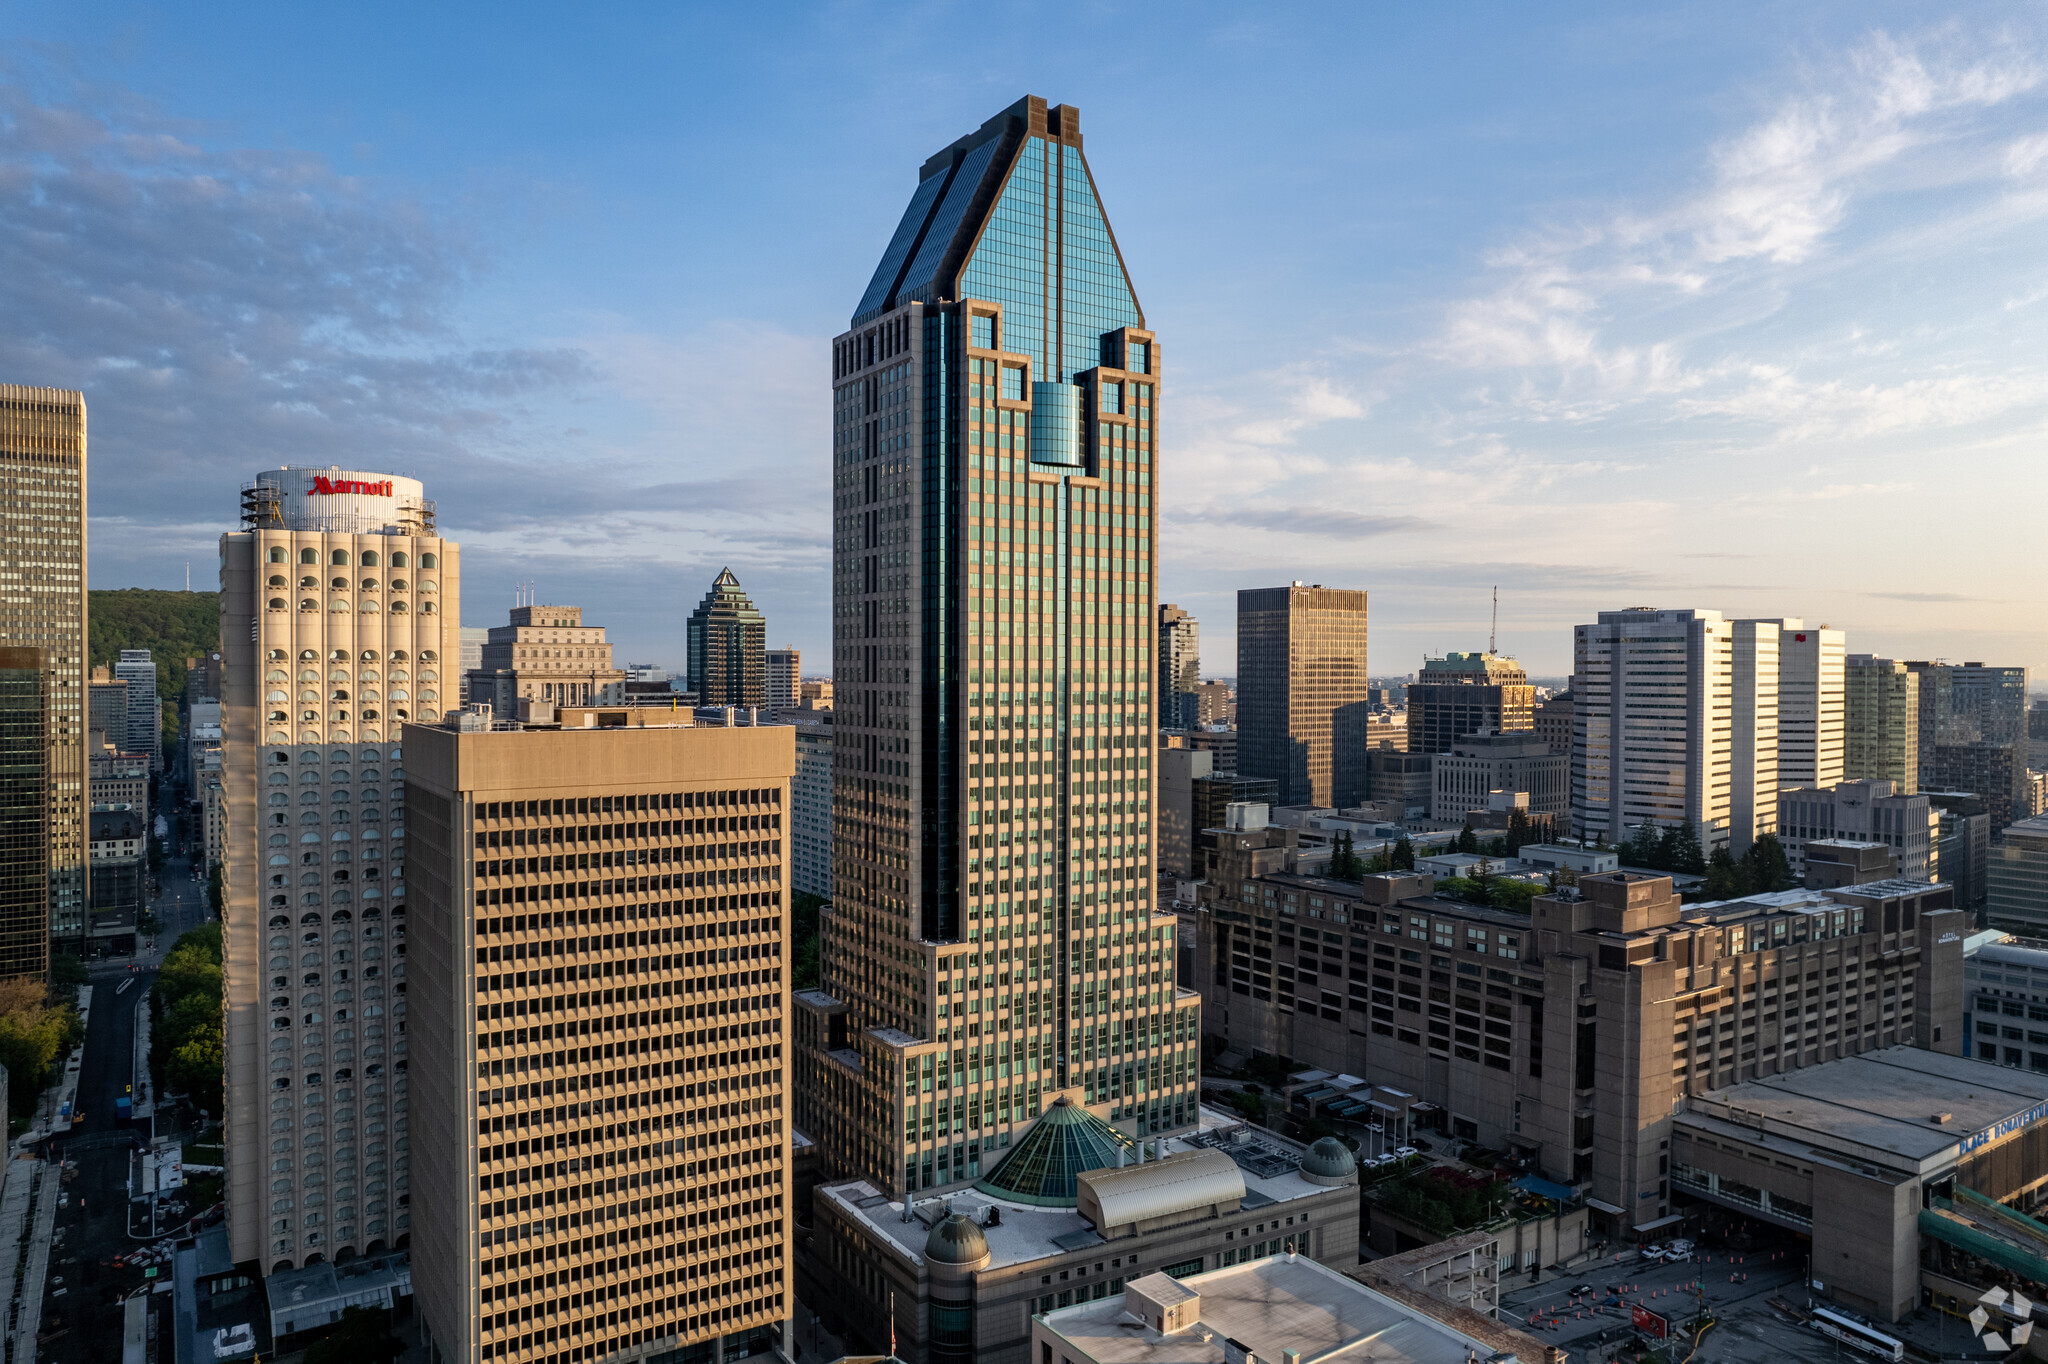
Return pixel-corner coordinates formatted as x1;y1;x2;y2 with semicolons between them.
1161;1258;1203;1279
268;547;287;563
972;315;995;350
300;548;318;564
420;553;438;569
390;552;409;568
360;551;379;567
1002;367;1025;401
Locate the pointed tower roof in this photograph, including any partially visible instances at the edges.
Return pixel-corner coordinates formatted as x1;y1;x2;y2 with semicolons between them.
974;1097;1136;1207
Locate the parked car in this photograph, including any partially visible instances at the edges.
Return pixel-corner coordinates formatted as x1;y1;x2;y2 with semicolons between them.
1393;1145;1418;1159
1640;1243;1670;1262
1664;1239;1695;1258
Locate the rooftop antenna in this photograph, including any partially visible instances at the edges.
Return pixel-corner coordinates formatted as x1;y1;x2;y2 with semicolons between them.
1489;586;1498;655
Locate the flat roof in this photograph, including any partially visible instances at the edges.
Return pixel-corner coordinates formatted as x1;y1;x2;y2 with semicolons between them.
818;1109;1335;1274
1041;1255;1501;1364
1683;1047;2048;1173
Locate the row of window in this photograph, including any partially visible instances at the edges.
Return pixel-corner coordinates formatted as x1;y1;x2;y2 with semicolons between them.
268;547;439;568
478;792;778;821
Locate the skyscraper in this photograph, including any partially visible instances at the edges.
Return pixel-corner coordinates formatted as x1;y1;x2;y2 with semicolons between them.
765;648;801;712
687;569;766;710
1845;655;1919;793
1773;621;1846;791
1403;651;1531;756
1157;604;1200;730
1237;584;1370;807
217;466;459;1271
1907;661;2030;830
0;649;50;981
1728;619;1780;853
114;649;161;771
795;96;1196;1220
1573;608;1733;851
0;385;85;960
408;716;794;1364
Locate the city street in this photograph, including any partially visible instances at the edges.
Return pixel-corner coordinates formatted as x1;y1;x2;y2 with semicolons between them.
36;964;161;1364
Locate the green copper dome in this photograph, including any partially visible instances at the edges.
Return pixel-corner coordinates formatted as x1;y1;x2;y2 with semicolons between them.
975;1098;1137;1207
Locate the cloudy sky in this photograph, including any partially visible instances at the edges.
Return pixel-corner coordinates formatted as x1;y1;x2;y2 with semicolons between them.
6;2;2047;680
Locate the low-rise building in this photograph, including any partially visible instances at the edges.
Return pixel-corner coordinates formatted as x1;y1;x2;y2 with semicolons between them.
1674;1048;2048;1322
1989;813;2048;934
1777;778;1934;882
1366;749;1432;817
805;1109;1359;1364
1189;860;1966;1241
1035;1253;1554;1364
1428;731;1565;825
1803;840;1897;889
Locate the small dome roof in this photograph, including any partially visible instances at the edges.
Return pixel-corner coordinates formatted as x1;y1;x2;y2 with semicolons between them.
1302;1136;1358;1179
925;1211;990;1266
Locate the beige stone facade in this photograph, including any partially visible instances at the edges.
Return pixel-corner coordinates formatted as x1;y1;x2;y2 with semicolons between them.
217;472;459;1270
406;719;794;1364
468;605;623;713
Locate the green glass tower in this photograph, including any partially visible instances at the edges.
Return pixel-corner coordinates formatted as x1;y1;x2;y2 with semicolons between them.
794;96;1196;1208
686;566;767;708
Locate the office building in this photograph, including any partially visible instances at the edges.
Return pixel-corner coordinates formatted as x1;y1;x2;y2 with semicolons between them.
1777;779;1934;882
89;672;130;745
1802;841;1898;889
1034;1255;1543;1364
796;97;1198;1223
1532;689;1572;756
1572;608;1733;852
1238;584;1370;807
1184;727;1236;776
86;805;143;956
1988;814;2048;934
1910;661;2030;830
1770;621;1845;790
459;626;489;703
469;604;623;714
1190;851;1963;1238
1845;655;1918;793
791;715;833;899
1962;931;2048;1067
1191;773;1279;873
0;649;49;981
115;649;162;771
1676;1048;2048;1322
1428;731;1565;825
1727;619;1780;853
217;465;459;1270
1158;605;1200;731
1364;712;1405;752
407;715;794;1364
1403;652;1531;757
687;569;766;710
765;648;801;713
0;386;86;956
187;696;224;784
808;1113;1360;1364
1193;681;1233;727
1366;748;1432;817
1932;792;1991;915
90;741;150;827
1158;746;1213;879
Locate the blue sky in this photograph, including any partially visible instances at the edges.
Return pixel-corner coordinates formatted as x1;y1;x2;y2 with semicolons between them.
6;2;2046;679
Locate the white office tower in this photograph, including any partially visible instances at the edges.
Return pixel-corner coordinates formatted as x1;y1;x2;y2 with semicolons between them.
1769;621;1846;792
217;467;460;1272
1572;608;1733;852
1729;620;1781;854
114;649;162;770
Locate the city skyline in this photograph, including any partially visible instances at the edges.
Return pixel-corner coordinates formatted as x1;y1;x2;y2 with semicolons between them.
6;6;2048;676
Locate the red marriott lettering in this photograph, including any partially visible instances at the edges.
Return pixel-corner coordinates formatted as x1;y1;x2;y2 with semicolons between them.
309;476;394;496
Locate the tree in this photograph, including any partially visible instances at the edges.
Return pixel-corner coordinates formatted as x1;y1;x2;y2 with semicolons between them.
0;979;83;1118
206;862;224;918
1741;833;1796;893
1392;837;1416;871
1456;821;1479;855
1701;847;1748;901
790;891;825;991
1622;819;1662;870
301;1307;404;1364
1328;831;1363;882
1504;807;1532;855
1667;820;1706;875
48;954;87;991
1366;846;1393;874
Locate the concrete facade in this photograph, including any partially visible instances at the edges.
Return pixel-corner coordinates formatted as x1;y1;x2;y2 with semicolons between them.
1427;731;1565;824
1157;747;1213;880
468;605;622;714
406;718;794;1364
1989;814;2048;935
1778;779;1934;883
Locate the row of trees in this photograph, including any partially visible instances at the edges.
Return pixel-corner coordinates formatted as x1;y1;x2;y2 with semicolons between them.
0;973;85;1124
152;922;224;1115
1454;809;1558;857
1326;831;1416;880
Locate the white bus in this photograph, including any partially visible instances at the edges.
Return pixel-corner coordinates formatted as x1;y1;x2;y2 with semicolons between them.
1810;1306;1905;1361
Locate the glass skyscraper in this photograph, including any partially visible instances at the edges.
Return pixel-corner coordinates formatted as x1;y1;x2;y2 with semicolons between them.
794;96;1197;1205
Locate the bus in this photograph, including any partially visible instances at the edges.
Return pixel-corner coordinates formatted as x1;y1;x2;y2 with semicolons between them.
1809;1306;1905;1361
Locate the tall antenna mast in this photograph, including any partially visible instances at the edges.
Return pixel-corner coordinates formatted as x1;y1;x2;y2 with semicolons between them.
1489;586;1498;655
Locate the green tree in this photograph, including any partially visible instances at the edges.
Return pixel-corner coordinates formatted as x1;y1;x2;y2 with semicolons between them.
790;891;825;991
1488;878;1539;913
0;979;83;1118
1504;807;1532;855
1701;847;1748;900
301;1307;404;1364
1392;836;1416;871
49;954;87;991
1456;822;1479;854
152;923;224;1110
168;1031;224;1115
1622;819;1662;869
1741;833;1796;893
1667;820;1706;875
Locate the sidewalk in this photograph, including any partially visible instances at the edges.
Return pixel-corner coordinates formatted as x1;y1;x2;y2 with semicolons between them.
1;1155;60;1364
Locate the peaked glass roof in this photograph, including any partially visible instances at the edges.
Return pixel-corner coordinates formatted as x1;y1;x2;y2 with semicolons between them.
976;1099;1136;1207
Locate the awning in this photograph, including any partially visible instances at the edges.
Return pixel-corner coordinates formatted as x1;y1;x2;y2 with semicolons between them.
1517;1174;1581;1204
1633;1212;1688;1233
1586;1197;1626;1216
